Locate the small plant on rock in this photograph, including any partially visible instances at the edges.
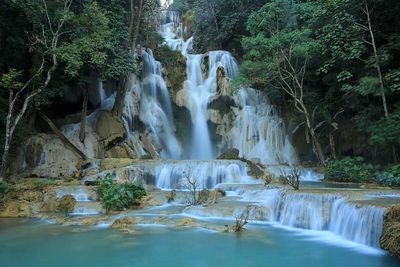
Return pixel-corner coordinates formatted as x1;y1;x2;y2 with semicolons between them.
96;173;146;211
280;166;301;190
233;207;250;232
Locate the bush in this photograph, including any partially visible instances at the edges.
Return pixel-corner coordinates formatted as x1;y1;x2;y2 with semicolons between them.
96;173;146;211
0;180;10;194
374;164;400;187
324;157;374;183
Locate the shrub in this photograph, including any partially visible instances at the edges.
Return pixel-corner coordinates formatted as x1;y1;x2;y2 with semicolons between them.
374;164;400;187
324;157;374;183
0;180;10;194
96;173;146;211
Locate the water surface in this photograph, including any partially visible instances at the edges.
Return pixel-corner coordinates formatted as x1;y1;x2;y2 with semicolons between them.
0;219;398;267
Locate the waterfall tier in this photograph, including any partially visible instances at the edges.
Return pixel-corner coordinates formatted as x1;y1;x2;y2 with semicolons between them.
185;187;385;248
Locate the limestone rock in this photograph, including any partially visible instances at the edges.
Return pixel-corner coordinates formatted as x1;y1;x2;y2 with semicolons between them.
139;134;161;159
380;204;400;258
198;189;211;204
217;149;240;160
58;195;76;214
100;158;135;171
93;111;126;148
105;144;131;158
0;201;32;217
111;216;136;229
176;217;193;227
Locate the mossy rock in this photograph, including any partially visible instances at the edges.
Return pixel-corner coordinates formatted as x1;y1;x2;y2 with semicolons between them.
111;216;136;229
58;195;76;214
217;149;240;160
380;205;400;258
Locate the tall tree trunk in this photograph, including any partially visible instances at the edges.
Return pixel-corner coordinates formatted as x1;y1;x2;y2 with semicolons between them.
79;85;88;143
39;112;87;160
329;132;337;160
304;113;325;164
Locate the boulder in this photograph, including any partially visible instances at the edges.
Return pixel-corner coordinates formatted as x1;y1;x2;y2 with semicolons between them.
176;217;193;227
93;111;126;149
217;149;240;160
198;189;211;204
0;201;32;217
105;144;131;158
111;216;136;229
58;195;76;214
380;204;400;258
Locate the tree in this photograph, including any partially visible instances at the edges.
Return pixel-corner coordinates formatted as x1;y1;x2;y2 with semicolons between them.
0;0;73;178
240;0;325;163
112;0;160;118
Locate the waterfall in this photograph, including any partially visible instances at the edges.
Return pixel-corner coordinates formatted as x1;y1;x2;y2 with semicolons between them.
238;190;384;248
181;38;240;159
153;160;250;189
229;88;298;166
159;10;184;51
120;50;182;159
184;187;385;248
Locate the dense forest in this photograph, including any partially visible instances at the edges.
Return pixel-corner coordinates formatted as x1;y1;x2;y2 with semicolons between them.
1;0;400;185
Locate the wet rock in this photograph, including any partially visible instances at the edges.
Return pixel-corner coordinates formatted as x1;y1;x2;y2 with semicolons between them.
58;195;76;214
93;111;126;149
139;134;161;159
105;144;131;158
176;217;193;227
41;194;76;214
217;149;240;160
111;216;136;229
380;204;400;258
210;188;226;204
167;190;176;203
100;158;135;171
0;201;32;217
198;189;211;204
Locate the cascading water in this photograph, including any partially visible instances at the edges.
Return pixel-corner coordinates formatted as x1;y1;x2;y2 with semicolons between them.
181;40;239;159
159;10;185;51
119;49;183;159
185;187;385;248
139;50;182;159
153;160;251;189
229;88;298;166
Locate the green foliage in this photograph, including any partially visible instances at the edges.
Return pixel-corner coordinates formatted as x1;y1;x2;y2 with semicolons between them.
374;164;400;187
96;173;146;211
0;68;23;91
153;45;186;91
367;107;400;146
324;157;374;183
140;154;153;160
0;180;10;193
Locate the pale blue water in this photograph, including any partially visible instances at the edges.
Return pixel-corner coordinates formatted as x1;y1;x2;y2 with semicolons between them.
0;219;398;267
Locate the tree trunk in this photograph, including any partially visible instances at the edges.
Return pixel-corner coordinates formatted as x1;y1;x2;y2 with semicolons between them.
304;114;325;164
39;112;87;160
79;85;88;143
112;78;128;118
329;132;337;160
0;134;11;179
